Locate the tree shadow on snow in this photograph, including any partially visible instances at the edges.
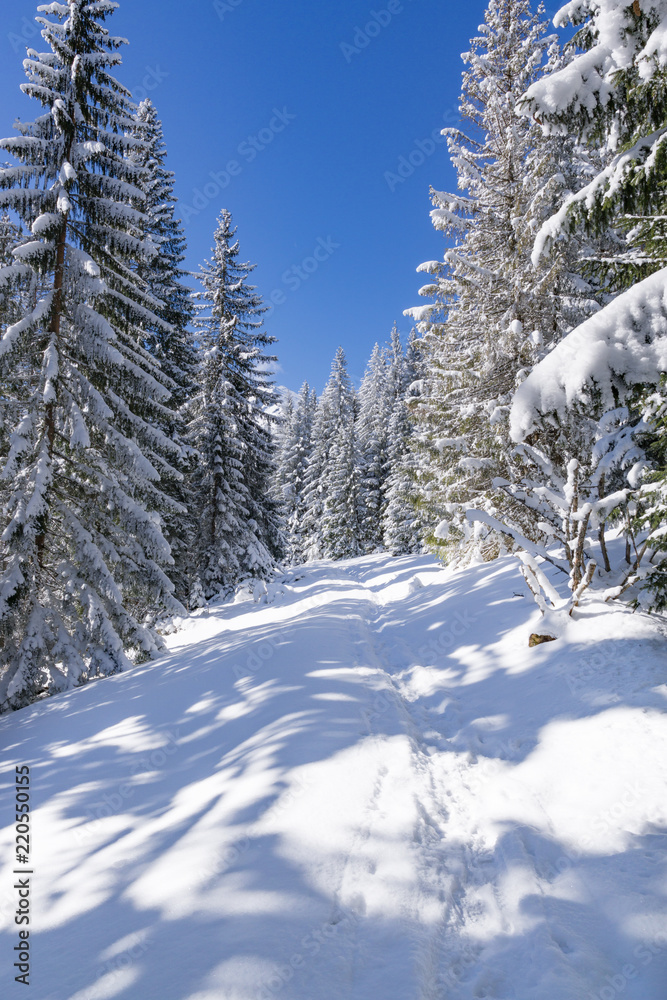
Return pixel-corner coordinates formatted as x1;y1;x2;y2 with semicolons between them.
0;553;665;999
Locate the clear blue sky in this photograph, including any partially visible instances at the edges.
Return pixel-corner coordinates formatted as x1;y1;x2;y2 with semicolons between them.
0;0;560;393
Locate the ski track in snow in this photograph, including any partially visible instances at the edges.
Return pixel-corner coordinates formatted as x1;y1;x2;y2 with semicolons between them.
1;553;666;1000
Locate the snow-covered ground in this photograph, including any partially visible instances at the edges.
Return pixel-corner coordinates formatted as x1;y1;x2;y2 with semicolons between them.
1;553;666;1000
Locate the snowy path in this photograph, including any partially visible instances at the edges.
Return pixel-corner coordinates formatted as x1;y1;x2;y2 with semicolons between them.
1;553;666;1000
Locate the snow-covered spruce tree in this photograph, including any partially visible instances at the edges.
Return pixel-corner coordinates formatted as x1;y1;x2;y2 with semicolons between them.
130;98;197;602
0;212;30;436
484;291;664;616
357;343;392;552
0;0;185;712
272;389;294;553
319;432;363;560
274;390;294;470
382;330;426;554
406;0;605;562
272;389;293;526
0;214;31;527
273;382;317;565
302;347;361;560
506;0;667;610
386;323;405;405
187;209;281;601
382;399;424;555
131;100;196;409
519;0;667;280
0;213;31;337
0;213;23;269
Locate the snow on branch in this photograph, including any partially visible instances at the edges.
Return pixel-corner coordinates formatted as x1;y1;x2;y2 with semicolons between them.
466;509;570;573
0;294;52;361
531;127;667;264
510;267;667;442
522;1;667;123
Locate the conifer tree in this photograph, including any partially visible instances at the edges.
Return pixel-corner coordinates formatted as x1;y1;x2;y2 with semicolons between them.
0;212;29;440
187;209;280;600
520;0;667;271
508;0;667;608
320;423;363;560
357;343;392;552
382;401;424;555
130;98;197;602
406;0;606;561
0;0;184;711
131;99;196;409
302;347;360;559
406;0;549;559
273;382;317;565
0;213;30;522
382;331;425;554
0;213;31;338
0;213;22;268
273;390;294;532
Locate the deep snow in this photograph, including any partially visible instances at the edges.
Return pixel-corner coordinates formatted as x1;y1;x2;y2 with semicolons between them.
1;553;666;1000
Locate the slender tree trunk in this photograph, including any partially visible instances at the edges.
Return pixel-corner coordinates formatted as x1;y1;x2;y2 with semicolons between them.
598;473;611;573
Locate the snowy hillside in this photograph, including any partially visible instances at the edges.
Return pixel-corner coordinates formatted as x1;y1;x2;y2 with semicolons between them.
1;553;666;1000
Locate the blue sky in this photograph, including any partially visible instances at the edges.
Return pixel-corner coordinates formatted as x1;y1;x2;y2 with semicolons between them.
1;0;558;392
